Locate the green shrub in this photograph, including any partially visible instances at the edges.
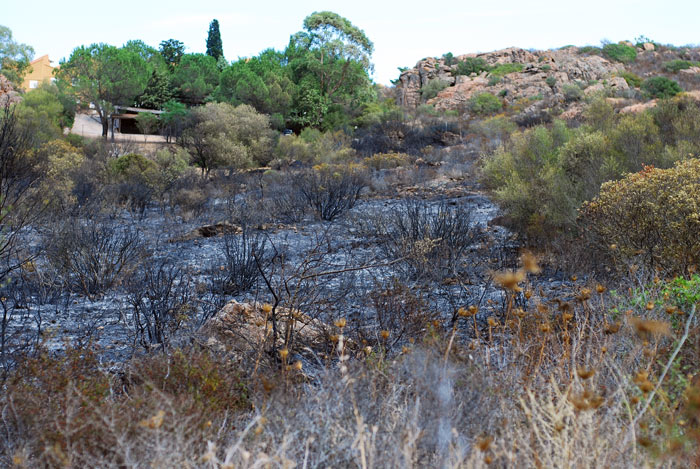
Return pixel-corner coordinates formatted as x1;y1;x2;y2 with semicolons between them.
489;63;523;77
481;121;575;240
618;71;643;88
541;65;552;72
442;52;456;66
488;76;502;86
580;159;700;274
578;45;601;55
663;60;697;73
468;92;502;115
642;76;683;99
545;76;557;87
454;57;489;76
562;83;583;102
602;43;637;63
420;79;449;101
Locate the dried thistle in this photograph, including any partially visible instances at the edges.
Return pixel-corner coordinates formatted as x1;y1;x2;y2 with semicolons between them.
494;269;525;291
630;317;671;337
577;367;595;380
521;251;541;274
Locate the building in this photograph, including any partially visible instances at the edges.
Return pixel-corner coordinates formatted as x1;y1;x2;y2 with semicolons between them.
21;55;57;92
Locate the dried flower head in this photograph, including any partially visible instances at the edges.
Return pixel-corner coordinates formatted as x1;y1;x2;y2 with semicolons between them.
487;317;499;327
279;348;289;361
577;367;595;380
521;251;541;274
380;330;390;340
261;303;273;314
477;435;493;452
334;318;347;329
494;270;526;291
604;322;621;334
596;284;606;294
630;317;671;337
539;323;552;333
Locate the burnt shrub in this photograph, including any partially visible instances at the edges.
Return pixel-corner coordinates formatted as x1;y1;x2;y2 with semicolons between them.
580;159;700;275
296;164;368;221
127;259;195;350
210;228;269;295
370;198;482;280
46;219;147;295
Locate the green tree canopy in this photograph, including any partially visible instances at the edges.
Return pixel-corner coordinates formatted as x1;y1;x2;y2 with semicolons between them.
0;25;34;87
159;39;185;71
285;11;375;129
57;43;150;136
215;49;295;122
178;102;274;174
171;53;219;105
206;19;224;61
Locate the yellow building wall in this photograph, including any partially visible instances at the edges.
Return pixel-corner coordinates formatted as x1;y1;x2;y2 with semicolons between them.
21;55;56;92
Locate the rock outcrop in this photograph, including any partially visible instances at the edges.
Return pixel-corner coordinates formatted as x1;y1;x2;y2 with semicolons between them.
397;46;625;113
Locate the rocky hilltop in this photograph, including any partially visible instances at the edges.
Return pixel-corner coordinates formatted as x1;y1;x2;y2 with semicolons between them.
396;43;700;121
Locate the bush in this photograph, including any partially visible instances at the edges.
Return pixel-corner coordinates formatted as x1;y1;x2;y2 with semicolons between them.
618;71;643;88
580;159;700;274
363;152;411;170
561;83;583;102
489;63;523;77
454;57;489;76
468;92;502;115
296;164;368;221
46;219;146;295
642;76;683;99
663;59;697;73
127;259;195;350
420;79;449;102
369;198;483;280
545;76;557;87
601;43;637;63
210;228;269;295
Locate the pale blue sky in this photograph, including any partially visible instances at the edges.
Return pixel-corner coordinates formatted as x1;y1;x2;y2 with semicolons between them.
4;0;699;84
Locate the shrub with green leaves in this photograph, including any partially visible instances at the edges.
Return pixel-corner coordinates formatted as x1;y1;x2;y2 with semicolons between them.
454;57;489;76
489;63;523;77
561;83;583;102
642;76;682;99
601;43;637;63
580;159;700;274
468;92;502;115
420;79;449;101
618;71;642;88
663;60;697;73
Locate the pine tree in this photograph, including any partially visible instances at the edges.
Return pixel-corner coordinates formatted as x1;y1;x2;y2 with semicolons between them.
206;19;224;61
137;69;174;110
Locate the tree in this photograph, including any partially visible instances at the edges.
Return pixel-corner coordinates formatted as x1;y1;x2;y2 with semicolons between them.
178;102;273;175
0;25;34;88
160;99;188;142
206;19;224;61
285;12;375;129
57;44;150;136
137;69;174;109
297;11;373;99
135;112;160;141
171;53;219;105
159;39;185;71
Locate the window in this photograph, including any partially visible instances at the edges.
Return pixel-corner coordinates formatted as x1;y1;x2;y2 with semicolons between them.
29;80;38;89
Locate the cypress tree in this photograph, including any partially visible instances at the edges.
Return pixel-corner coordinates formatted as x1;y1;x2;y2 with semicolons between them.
206;19;224;61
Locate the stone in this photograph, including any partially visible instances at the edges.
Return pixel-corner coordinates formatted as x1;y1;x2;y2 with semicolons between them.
642;42;655;51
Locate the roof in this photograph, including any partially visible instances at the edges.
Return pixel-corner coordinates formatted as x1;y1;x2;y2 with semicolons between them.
113;105;165;114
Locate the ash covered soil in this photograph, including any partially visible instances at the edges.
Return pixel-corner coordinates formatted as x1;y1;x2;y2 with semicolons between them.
4;172;580;368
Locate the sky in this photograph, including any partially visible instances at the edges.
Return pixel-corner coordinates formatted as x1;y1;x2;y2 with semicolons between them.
3;0;700;85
